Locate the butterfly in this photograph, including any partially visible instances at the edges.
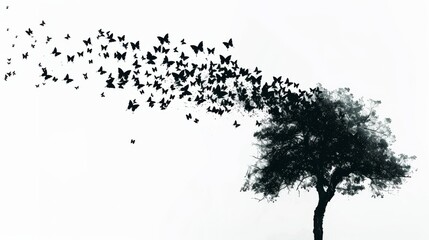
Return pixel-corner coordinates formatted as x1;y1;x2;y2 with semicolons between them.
35;84;40;88
39;20;46;26
146;52;157;64
194;118;199;123
223;38;233;49
162;56;174;68
162;47;169;54
254;67;262;75
153;45;161;53
131;139;136;144
190;41;204;54
220;55;231;64
233;120;240;128
186;113;192;120
25;28;33;36
122;42;128;49
87;48;92;53
180;39;186;45
180;52;189;61
63;74;73;84
83;38;91;46
118;35;125;42
114;51;126;61
157;34;170;45
118;68;131;80
101;92;105;97
67;55;75;62
22;52;29;59
255;120;261;126
273;76;282;84
293;82;299;88
75;86;79;90
130;41;140;50
127;100;139;112
76;51;83;57
103;52;109;58
88;59;93;64
207;47;215;54
52;47;61;56
83;73;88;79
101;45;108;51
41;68;52;80
132;60;142;69
65;34;71;39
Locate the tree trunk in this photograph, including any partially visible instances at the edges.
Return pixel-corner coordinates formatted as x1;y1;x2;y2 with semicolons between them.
313;197;329;240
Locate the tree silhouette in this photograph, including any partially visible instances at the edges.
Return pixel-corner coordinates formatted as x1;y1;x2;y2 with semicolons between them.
241;85;414;240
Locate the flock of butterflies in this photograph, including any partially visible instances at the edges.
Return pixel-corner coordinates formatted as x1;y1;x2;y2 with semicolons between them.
3;5;322;143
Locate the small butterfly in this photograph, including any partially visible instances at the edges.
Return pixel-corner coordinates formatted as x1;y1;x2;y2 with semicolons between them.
153;45;161;53
25;28;33;36
118;68;131;80
293;82;299;88
180;39;186;45
256;120;262;127
115;51;126;61
186;113;192;120
254;67;261;75
233;120;240;128
77;51;84;57
87;48;92;53
98;66;107;75
40;20;46;26
157;33;170;45
63;74;73;84
22;52;29;59
220;55;231;64
130;41;140;50
127;100;139;112
52;47;61;56
223;38;233;49
180;52;189;61
65;34;71;39
101;44;108;51
207;47;215;54
101;92;105;97
67;55;75;62
118;35;125;42
131;139;136;144
83;37;91;46
88;59;93;64
75;86;79;90
194;118;199;123
190;41;204;54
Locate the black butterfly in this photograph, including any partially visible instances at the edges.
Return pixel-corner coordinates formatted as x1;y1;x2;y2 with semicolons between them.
173;47;178;52
88;59;93;64
254;67;261;75
52;47;61;56
83;38;91;46
35;84;39;88
256;120;262;126
130;41;140;50
41;68;52;80
207;47;215;54
293;82;299;88
162;47;169;54
273;76;282;84
63;74;73;84
101;45;108;51
40;20;46;26
98;66;106;75
162;56;174;68
157;33;170;45
153;45;161;53
127;100;139;112
223;38;233;49
131;139;135;144
114;51;126;61
233;120;240;128
103;52;109;58
180;52;189;61
146;52;157;64
118;35;125;42
25;28;33;36
194;118;199;123
180;39;186;45
220;55;231;64
46;36;52;43
118;68;131;80
77;51;84;57
83;73;88;79
67;55;75;62
75;86;79;90
22;52;29;59
122;42;128;49
87;48;92;53
186;113;192;120
101;92;105;97
65;34;71;39
132;60;142;69
190;41;204;54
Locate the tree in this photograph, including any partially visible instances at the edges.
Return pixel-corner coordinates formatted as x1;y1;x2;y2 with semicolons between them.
241;85;414;240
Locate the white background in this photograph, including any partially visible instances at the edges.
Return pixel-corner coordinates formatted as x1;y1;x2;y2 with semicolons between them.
0;0;428;239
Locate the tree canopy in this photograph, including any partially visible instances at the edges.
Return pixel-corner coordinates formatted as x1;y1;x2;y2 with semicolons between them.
242;85;414;201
